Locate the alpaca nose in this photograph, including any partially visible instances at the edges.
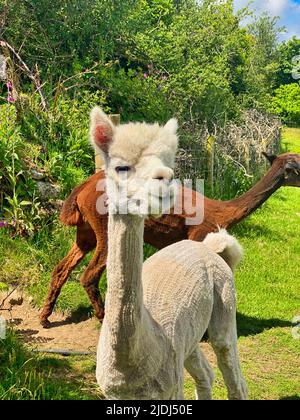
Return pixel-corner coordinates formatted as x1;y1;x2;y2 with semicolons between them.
152;168;174;182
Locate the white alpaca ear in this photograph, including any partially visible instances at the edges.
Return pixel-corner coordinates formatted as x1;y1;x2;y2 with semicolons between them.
164;118;178;134
90;107;115;153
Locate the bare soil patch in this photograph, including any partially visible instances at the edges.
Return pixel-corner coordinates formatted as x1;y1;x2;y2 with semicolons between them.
0;290;99;353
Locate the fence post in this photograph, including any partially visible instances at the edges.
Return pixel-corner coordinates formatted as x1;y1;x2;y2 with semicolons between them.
244;144;250;174
95;114;121;173
206;136;215;194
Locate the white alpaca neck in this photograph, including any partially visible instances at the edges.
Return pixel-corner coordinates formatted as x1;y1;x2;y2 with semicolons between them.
104;213;145;359
98;212;173;399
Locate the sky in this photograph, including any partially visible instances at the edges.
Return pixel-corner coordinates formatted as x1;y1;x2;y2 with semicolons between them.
234;0;300;39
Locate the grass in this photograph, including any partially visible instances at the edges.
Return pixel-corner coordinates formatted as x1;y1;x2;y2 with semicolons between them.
0;331;100;400
0;128;299;400
0;225;94;313
282;127;300;153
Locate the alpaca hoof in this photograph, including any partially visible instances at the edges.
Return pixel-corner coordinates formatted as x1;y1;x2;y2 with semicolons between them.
40;318;51;329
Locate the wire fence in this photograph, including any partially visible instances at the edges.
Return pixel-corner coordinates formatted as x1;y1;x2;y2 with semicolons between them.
175;110;282;199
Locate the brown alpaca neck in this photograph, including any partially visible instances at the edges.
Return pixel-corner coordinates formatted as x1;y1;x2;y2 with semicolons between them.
224;164;284;227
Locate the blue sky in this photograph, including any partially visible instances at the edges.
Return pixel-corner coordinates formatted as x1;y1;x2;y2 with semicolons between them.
234;0;300;39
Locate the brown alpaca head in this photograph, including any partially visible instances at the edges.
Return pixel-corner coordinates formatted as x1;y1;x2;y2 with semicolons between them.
263;152;300;187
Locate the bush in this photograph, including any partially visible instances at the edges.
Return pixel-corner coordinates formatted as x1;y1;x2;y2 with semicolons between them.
271;83;300;126
98;67;172;123
0;90;107;235
18;91;106;190
1;0;282;125
0;105;39;235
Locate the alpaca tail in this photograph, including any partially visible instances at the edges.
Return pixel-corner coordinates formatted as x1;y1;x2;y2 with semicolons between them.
203;229;243;272
60;182;87;226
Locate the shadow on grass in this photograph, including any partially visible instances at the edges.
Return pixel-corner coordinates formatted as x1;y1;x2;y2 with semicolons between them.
231;222;285;241
237;313;291;337
33;353;101;400
201;313;290;342
279;395;300;400
29;354;99;400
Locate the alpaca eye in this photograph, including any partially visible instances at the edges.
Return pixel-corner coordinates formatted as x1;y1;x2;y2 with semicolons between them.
115;166;131;173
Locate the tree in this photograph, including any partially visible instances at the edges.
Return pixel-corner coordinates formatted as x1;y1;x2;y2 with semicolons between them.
276;37;300;87
0;0;283;124
241;13;282;109
271;82;300;126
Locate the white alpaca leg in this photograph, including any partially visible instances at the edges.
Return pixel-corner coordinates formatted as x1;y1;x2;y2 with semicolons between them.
185;347;214;400
208;311;247;400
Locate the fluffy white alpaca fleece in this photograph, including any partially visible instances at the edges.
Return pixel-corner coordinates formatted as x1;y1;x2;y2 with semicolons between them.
203;229;244;271
90;107;179;216
90;107;178;168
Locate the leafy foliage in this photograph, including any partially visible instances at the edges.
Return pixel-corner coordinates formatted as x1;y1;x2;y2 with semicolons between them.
0;105;39;235
275;37;300;87
0;0;285;123
0;0;296;236
242;13;282;110
271;83;300;126
0;91;106;235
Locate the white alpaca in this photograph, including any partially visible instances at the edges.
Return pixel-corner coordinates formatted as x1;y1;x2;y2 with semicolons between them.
91;108;247;400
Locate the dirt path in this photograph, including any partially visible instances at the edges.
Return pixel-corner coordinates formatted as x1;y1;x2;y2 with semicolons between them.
0;289;100;353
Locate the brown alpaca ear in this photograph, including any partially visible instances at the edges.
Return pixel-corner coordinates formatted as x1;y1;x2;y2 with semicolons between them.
262;152;277;166
90;107;115;153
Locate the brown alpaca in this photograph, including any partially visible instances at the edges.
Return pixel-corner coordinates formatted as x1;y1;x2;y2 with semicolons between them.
40;152;300;327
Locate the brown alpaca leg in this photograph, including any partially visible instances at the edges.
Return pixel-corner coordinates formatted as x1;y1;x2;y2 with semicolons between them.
80;245;107;322
39;244;87;328
40;224;96;328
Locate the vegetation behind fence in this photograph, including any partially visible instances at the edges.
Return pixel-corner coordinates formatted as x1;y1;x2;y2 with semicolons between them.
176;110;282;198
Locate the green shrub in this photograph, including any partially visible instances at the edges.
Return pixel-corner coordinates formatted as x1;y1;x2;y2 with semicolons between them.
0;90;107;235
97;67;172;123
0;0;287;233
0;105;39;235
271;83;300;126
19;91;107;193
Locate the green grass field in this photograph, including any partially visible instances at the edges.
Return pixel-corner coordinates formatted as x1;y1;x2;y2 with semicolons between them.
0;331;100;400
1;128;299;400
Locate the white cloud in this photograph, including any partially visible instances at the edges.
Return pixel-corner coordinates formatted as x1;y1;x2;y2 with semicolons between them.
265;0;289;16
234;0;300;39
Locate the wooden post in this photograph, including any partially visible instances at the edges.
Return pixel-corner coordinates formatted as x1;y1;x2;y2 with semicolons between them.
95;114;121;172
244;144;250;174
0;54;7;80
206;136;215;194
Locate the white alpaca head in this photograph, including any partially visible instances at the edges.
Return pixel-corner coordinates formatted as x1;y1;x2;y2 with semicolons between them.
90;107;179;216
